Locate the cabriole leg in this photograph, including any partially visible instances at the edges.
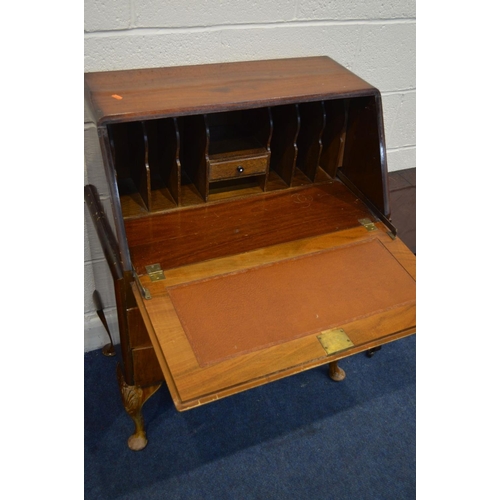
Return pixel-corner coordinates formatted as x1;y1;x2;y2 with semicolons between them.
328;361;346;382
117;365;162;451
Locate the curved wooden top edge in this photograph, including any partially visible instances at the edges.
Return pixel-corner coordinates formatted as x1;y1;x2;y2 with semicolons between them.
84;56;377;125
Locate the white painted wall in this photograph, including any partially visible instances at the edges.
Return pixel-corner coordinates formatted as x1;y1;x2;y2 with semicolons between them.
84;0;416;351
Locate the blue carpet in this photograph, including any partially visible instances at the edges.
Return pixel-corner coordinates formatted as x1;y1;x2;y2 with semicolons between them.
85;335;415;499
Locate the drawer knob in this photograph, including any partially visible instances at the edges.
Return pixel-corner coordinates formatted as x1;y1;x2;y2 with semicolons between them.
236;166;244;174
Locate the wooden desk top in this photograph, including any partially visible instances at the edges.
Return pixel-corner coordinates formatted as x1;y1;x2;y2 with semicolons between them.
124;180;373;274
133;223;416;411
84;56;376;125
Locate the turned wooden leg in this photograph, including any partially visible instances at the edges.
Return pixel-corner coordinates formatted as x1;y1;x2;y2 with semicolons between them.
328;361;346;382
117;365;162;451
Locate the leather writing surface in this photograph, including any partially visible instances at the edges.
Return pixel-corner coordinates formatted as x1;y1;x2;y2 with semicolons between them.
167;239;416;367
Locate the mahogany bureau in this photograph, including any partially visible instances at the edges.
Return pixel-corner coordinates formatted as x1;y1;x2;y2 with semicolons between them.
84;56;416;451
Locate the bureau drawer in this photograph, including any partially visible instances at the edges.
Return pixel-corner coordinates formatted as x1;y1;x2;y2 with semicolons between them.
209;154;269;181
132;346;164;386
128;307;151;348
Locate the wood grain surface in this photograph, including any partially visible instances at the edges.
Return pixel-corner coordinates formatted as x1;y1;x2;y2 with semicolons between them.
84;56;376;125
133;224;416;411
124;181;373;273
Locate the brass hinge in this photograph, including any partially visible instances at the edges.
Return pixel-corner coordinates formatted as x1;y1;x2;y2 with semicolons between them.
132;267;152;300
145;263;166;282
358;218;377;232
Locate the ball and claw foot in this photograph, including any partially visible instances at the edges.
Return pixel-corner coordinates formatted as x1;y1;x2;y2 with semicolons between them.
128;431;148;452
329;361;346;382
117;364;162;451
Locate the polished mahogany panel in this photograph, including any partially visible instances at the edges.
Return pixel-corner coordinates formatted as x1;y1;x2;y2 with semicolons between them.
124;181;373;273
84;56;376;125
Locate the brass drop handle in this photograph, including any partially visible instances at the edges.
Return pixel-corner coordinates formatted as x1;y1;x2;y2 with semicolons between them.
236;166;244;174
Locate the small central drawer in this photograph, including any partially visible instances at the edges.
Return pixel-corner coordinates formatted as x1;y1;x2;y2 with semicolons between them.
209;153;269;182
